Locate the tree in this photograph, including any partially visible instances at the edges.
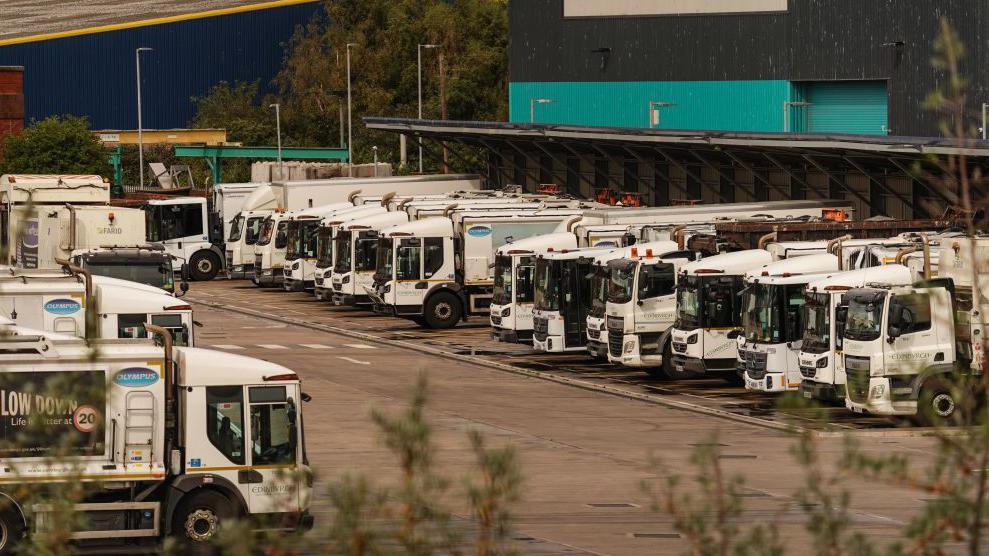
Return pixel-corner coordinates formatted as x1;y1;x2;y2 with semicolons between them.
0;115;111;176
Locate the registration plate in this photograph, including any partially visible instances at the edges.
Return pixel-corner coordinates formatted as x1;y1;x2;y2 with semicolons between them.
675;363;685;373
746;379;758;389
803;390;812;399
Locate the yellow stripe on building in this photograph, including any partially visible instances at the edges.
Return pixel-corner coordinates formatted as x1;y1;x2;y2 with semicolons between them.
0;0;320;47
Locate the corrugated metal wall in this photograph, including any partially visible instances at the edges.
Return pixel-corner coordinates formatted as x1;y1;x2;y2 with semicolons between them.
0;2;321;129
510;0;988;137
805;81;889;135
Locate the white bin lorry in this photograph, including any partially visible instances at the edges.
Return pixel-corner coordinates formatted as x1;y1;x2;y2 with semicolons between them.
328;211;411;305
370;209;586;328
843;237;988;424
602;243;697;372
669;250;775;378
737;253;841;393
0;323;312;550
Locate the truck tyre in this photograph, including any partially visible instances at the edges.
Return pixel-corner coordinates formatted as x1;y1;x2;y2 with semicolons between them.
0;506;24;556
190;251;221;281
172;490;234;552
917;380;959;426
654;340;688;380
423;292;462;329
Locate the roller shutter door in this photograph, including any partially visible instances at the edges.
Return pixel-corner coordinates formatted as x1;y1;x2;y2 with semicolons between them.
807;81;888;136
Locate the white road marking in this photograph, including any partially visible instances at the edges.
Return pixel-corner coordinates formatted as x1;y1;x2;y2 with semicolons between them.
210;344;244;350
299;344;333;349
257;344;288;350
338;356;371;366
344;343;376;350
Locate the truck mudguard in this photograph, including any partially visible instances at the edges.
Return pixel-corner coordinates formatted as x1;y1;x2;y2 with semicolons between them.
910;363;958;398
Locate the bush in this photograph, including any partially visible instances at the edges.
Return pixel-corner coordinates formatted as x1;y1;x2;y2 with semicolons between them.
0;115;111;177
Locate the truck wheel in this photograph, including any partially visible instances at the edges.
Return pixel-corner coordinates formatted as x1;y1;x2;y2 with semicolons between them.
190;252;221;281
918;380;959;426
423;292;462;329
0;506;24;556
653;340;687;380
173;490;234;551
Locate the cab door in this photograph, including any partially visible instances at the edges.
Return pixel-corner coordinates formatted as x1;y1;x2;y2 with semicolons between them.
634;262;678;334
244;384;302;514
883;292;938;376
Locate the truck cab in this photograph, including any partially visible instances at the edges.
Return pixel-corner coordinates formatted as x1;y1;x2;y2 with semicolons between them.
226;210;269;279
797;264;914;403
72;246;189;297
669;249;774;378
604;242;691;373
144;197;225;281
532;247;611;353
330;211;409;305
843;237;987;424
491;232;578;343
282;203;368;292
0;328;312;550
738;253;839;393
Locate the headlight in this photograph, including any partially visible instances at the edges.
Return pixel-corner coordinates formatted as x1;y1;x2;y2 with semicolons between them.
816;357;829;368
623;340;636;354
870;384;886;400
686;333;699;344
501;306;511;317
342;274;351;284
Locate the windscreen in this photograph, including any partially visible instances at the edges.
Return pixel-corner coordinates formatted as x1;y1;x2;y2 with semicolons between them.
589;265;609;317
228;215;245;242
607;260;636;305
534;258;560;312
802;292;831;352
493;254;513;306
334;231;353;273
256;218;275;246
245;217;264;245
675;275;703;330
85;260;174;291
845;294;885;342
355;232;378;272
315;227;333;269
375;238;394;282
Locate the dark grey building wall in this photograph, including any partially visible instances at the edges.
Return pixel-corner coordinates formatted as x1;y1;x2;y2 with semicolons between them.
509;0;989;137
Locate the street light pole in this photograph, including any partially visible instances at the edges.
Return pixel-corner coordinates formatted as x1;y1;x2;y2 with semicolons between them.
346;43;357;177
648;101;676;128
135;47;153;188
529;98;556;123
270;103;283;180
418;43;440;173
783;101;812;133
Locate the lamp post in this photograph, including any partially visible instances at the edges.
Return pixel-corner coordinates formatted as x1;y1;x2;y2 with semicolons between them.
783;101;812;133
135;47;153;188
529;98;556;123
418;43;440;173
982;103;988;141
648;101;676;128
269;103;283;180
346;43;357;176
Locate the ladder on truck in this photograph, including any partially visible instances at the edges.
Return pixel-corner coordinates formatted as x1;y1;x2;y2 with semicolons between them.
124;391;155;464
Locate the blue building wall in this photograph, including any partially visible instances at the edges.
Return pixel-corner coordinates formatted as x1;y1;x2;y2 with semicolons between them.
509;81;797;132
0;1;322;130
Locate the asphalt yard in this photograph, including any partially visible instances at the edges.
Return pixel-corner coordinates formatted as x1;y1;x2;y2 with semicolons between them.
189;279;948;555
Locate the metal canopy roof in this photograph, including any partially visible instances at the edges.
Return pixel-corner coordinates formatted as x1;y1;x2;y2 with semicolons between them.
365;117;988;219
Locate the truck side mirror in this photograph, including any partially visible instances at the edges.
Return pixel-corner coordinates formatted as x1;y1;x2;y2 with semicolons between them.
180;281;190;294
181;263;191;282
887;326;901;343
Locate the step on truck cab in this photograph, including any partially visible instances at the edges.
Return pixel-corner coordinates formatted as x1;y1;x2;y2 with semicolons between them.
603;242;693;372
370;208;585;329
0;324;312;551
669;250;774;377
797;264;916;403
738;253;840;393
491;232;578;343
330;211;411;306
843;237;987;424
282;203;377;292
0;266;196;346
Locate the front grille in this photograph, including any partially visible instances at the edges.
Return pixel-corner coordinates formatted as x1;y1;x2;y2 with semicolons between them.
490;315;502;326
744;350;768;380
607;315;624;331
533;317;549;342
316;276;324;286
587;328;600;340
672;341;687;353
333;282;343;292
608;330;623;358
799;365;817;379
846;367;870;404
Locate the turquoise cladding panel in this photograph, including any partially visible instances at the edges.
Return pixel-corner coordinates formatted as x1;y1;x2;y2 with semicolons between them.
509;81;794;132
805;81;888;135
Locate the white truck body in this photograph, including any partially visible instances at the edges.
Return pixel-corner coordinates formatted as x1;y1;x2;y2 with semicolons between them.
143;196;225;281
327;211;411;305
669;250;774;376
0;326;312;548
369;209;584;328
738;253;841;393
573;199;855;227
214;182;264;241
843;237;988;422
